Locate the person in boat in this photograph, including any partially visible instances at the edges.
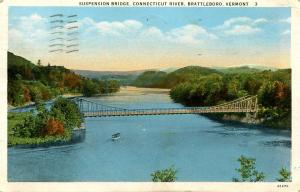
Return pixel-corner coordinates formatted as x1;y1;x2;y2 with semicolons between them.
112;133;120;140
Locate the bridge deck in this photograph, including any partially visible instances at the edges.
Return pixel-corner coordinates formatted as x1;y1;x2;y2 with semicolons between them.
74;95;258;117
82;107;256;117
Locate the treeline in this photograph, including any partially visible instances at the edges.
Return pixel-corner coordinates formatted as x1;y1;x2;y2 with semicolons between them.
8;52;120;106
133;66;291;129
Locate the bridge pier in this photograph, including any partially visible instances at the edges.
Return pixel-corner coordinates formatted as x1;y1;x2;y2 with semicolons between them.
246;112;257;119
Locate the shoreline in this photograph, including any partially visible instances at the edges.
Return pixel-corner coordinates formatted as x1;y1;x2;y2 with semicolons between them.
8;125;86;148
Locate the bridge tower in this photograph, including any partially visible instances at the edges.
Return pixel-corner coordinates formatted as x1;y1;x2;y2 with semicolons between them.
246;95;258;119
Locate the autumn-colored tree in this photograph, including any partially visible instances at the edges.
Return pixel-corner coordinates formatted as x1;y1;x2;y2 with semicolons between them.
24;68;33;79
42;118;64;136
41;89;50;100
23;87;31;102
274;81;289;106
259;81;290;108
243;77;262;95
64;73;82;89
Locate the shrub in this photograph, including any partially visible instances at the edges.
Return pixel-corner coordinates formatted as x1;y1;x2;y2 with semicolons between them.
151;166;177;182
233;155;265;182
42;118;65;136
13;114;39;137
277;167;291;182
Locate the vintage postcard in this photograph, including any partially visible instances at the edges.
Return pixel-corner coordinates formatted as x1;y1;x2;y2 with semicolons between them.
0;0;300;191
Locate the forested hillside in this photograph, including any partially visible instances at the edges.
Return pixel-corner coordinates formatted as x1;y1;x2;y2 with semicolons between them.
133;66;291;129
8;52;120;106
132;66;220;88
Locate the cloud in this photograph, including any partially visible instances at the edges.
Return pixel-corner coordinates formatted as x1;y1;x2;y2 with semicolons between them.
79;17;217;46
225;25;261;35
96;20;143;36
9;14;218;60
253;18;268;25
216;16;268;36
140;26;163;38
20;13;44;22
216;17;252;29
281;30;290;35
9;13;49;59
79;18;144;37
279;17;290;24
166;24;217;45
10;13;48;40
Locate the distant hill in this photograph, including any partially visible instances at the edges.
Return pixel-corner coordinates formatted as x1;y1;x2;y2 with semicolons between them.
214;65;277;74
72;69;153;77
132;71;167;88
72;69;155;85
132;66;221;88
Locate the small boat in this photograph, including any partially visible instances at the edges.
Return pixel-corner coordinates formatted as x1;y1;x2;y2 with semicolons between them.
112;133;120;141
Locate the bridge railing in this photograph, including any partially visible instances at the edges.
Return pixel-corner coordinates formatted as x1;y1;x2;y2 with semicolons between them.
73;95;258;117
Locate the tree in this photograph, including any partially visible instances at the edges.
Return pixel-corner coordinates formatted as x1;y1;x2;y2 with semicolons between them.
82;79;99;96
42;118;65;136
8;80;23;106
243;76;262;95
151;166;177;182
233;155;265;182
258;81;290;108
277;168;291;182
28;86;42;102
63;73;82;90
51;97;83;129
106;80;120;93
13;114;38;137
37;59;41;66
23;87;31;102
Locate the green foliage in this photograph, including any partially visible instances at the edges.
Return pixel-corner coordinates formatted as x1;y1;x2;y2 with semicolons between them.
82;79;99;97
51;97;83;129
8;98;83;146
277;167;291;182
233;155;265;182
151;166;177;182
106;80;120;93
167;68;291;129
133;71;167;88
82;78;120;97
8;52;120;106
8;79;24;106
13;115;39;137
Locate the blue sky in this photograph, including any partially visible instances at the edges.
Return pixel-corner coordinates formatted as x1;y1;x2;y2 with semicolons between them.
8;7;291;71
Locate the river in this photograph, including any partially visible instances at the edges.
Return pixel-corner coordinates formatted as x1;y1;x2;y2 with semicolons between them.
8;87;291;181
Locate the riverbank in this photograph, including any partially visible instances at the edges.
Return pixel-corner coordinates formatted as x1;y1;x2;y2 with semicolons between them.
201;112;291;130
8;112;86;147
8;97;84;147
8;93;83;110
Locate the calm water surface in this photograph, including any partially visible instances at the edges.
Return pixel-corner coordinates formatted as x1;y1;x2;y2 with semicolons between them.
8;87;291;181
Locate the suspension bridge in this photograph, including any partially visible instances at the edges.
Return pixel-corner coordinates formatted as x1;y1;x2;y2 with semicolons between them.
72;95;258;117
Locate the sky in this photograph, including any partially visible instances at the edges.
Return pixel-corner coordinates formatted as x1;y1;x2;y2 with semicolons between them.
8;7;291;71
